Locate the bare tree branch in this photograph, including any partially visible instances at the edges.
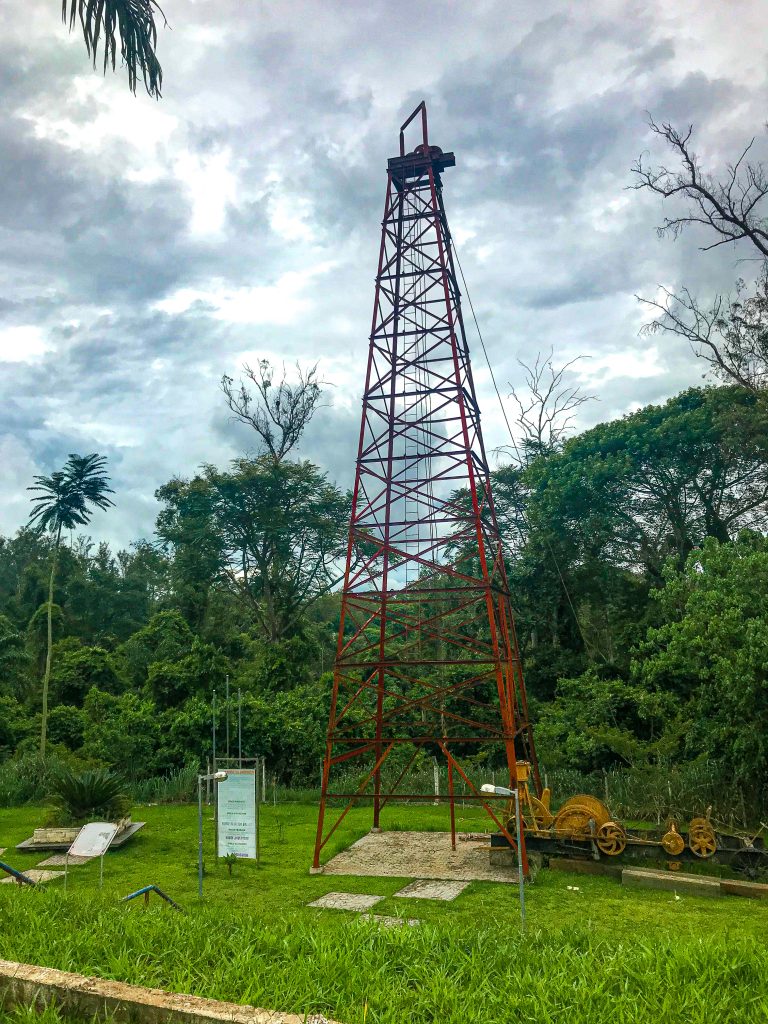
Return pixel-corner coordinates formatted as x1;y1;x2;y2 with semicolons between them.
221;359;327;463
504;349;596;466
639;279;768;392
630;115;768;257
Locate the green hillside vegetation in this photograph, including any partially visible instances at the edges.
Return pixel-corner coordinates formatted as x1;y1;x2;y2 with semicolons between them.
0;382;766;823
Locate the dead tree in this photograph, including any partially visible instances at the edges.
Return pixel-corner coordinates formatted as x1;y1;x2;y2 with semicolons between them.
506;349;595;466
631;116;768;390
221;359;326;462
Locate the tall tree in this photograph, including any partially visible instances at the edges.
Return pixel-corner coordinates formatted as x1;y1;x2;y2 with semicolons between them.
156;458;349;642
62;0;166;98
27;454;114;757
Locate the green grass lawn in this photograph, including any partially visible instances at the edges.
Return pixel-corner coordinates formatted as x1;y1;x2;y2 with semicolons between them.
1;800;767;1023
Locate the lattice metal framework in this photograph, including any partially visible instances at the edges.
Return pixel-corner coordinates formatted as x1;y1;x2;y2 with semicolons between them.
312;103;540;871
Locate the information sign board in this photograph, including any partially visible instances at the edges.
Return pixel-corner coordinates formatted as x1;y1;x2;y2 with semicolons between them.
70;822;118;859
217;769;257;858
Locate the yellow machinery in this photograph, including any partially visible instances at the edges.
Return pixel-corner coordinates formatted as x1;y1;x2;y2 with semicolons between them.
498;762;752;867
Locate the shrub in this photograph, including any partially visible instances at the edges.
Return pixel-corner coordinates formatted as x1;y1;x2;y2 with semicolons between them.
48;765;130;824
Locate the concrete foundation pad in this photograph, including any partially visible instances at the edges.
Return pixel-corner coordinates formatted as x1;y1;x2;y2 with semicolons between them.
362;914;420;928
308;892;384;912
0;869;63;885
0;958;341;1023
622;868;721;897
393;879;469;901
36;854;92;868
321;831;517;883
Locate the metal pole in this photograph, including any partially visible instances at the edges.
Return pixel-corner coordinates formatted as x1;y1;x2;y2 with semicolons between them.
238;688;242;768
100;852;104;889
433;757;439;806
225;675;230;760
262;758;267;803
197;776;204;900
514;789;526;932
212;690;217;770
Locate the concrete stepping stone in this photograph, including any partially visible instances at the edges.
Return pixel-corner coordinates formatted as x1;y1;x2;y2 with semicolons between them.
1;869;63;885
394;878;469;901
308;891;384;912
36;854;92;868
362;914;420;928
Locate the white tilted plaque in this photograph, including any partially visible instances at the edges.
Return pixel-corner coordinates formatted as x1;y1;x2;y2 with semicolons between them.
217;769;257;859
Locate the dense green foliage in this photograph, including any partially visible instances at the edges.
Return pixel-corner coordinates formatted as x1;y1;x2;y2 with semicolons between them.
0;384;766;819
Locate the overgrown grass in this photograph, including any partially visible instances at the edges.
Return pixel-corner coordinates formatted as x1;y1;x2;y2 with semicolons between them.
0;891;766;1023
1;801;767;1022
0;1003;109;1023
128;763;199;805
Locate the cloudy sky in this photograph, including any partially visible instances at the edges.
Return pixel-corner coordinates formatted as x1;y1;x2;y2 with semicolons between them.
1;0;767;548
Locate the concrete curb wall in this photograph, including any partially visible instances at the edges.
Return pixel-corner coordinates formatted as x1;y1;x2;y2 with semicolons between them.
0;959;341;1024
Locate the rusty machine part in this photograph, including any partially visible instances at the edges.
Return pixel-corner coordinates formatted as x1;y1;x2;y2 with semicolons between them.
661;822;685;856
688;818;718;858
552;795;611;838
489;763;768;875
595;821;627;856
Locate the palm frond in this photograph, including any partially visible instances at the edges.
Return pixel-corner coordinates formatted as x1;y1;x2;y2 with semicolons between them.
62;0;167;99
27;453;114;535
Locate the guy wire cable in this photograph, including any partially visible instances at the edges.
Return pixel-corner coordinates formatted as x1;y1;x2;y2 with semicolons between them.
452;241;598;659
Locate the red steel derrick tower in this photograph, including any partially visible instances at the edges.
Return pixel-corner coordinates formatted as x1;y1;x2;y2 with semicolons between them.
312;102;540;871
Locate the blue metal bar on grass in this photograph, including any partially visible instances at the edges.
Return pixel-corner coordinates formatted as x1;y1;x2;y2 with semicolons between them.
121;884;184;912
0;860;36;886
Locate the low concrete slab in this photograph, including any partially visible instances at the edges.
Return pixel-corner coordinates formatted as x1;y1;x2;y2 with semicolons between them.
0;869;63;885
393;879;469;901
36;854;92;868
622;868;721;898
719;878;768;899
0;958;340;1023
308;892;384;912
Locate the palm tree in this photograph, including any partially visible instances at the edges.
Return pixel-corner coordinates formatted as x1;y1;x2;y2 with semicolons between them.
61;0;167;99
28;454;114;757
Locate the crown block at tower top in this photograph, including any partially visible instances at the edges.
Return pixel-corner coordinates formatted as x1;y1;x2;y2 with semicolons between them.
387;145;456;183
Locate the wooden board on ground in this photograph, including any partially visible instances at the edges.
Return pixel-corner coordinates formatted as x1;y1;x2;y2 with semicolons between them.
319;831;518;883
16;821;145;852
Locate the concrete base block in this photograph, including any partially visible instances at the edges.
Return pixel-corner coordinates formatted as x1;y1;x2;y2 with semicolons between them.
548;857;623;880
0;958;341;1023
622;868;721;897
308;892;384;912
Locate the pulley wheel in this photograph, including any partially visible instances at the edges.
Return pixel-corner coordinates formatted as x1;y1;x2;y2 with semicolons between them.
595;821;627;856
688;820;717;858
661;827;685;856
